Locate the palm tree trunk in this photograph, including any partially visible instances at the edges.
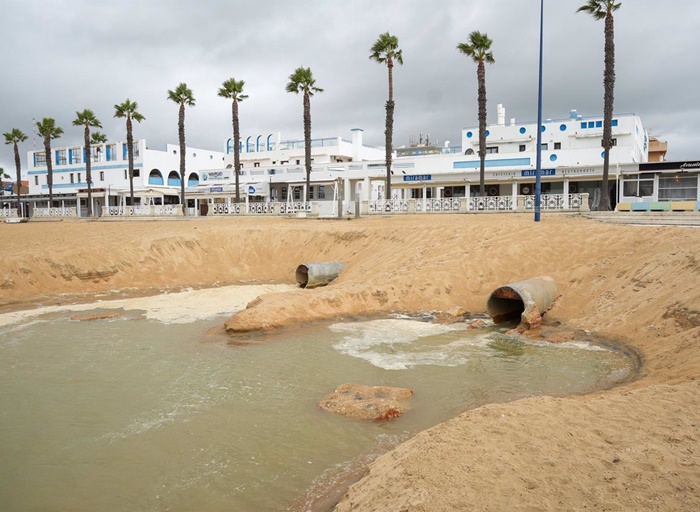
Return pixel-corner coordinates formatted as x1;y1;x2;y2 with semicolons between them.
304;90;311;203
477;60;487;197
385;57;394;201
127;115;134;210
13;142;22;214
179;103;187;215
600;11;616;212
233;100;241;204
85;126;93;217
44;137;53;209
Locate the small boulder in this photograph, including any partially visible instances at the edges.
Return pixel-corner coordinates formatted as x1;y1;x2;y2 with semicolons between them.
318;383;413;421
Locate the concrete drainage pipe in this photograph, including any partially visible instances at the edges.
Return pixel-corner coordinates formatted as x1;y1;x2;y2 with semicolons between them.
486;276;558;329
295;262;346;289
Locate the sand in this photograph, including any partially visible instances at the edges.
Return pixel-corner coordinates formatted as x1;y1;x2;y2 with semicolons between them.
1;214;698;510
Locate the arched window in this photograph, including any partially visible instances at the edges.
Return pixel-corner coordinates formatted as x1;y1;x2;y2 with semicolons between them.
167;171;181;187
148;169;164;186
187;173;199;187
465;148;475;155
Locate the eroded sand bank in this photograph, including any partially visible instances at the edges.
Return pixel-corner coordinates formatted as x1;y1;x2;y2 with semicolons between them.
1;215;698;511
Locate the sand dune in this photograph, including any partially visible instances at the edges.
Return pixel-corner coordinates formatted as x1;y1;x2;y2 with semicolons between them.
1;214;698;510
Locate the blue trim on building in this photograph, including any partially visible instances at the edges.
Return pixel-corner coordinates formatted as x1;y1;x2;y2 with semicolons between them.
41;183;88;190
453;157;530;169
28;163;144;175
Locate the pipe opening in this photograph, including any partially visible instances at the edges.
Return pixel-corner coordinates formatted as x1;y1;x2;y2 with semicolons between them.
296;265;310;288
486;287;525;323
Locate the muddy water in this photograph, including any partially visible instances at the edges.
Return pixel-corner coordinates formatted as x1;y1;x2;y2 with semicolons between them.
0;286;634;511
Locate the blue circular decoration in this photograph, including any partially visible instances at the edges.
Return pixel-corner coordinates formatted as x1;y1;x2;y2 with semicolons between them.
248;185;256;195
550;154;558;162
485;130;490;137
467;131;473;138
560;124;567;132
519;127;526;134
541;125;546;133
601;151;606;158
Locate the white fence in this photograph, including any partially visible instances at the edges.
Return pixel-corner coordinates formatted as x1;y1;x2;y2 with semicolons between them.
367;194;587;214
23;193;589;220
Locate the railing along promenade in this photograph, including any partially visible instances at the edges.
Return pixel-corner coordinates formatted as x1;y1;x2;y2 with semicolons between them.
20;193;589;219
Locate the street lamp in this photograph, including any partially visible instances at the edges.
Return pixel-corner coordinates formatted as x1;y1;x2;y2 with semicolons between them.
535;0;544;222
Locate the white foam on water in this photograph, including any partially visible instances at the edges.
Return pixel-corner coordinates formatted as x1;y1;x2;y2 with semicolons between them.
0;284;296;328
330;318;479;370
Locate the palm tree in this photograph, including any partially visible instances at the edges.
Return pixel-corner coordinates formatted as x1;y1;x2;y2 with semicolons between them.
458;31;495;197
36;118;63;209
3;128;28;214
73;109;102;217
91;131;107;145
218;78;248;204
286;67;323;202
370;32;403;201
578;0;621;212
114;99;145;208
167;83;195;215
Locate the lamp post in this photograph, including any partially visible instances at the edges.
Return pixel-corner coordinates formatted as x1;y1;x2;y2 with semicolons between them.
534;0;544;222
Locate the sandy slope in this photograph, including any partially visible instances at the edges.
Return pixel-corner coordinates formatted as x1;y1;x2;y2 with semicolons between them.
1;214;698;510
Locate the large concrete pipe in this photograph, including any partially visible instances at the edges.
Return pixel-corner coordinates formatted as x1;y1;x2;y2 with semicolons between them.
486;276;558;329
295;262;346;289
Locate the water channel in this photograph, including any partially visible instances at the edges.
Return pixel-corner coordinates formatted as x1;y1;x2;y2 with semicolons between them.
0;285;635;511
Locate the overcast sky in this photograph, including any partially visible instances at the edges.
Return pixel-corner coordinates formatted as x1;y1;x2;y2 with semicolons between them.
1;0;698;174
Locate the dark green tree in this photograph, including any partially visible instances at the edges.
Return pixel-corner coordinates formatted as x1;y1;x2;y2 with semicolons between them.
36;118;63;209
458;31;495;197
73;109;102;216
167;83;195;215
286;67;323;202
3;128;28;213
370;32;403;201
114;99;145;208
218;78;248;204
578;0;622;211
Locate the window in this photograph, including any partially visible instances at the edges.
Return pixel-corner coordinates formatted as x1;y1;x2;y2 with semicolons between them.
56;149;67;165
293;188;301;200
133;169;140;177
485;147;499;154
623;173;654;197
71;147;82;164
601;138;618;147
92;147;102;162
254;162;260;167
554;142;561;150
281;187;288;201
318;185;326;199
124;169;128;180
658;175;698;201
70;173;74;183
34;176;39;186
519;144;526;152
100;171;105;181
296;159;300;165
541;143;548;150
106;144;117;161
611;119;619;127
35;152;46;167
587;121;595;128
77;173;82;183
596;121;603;128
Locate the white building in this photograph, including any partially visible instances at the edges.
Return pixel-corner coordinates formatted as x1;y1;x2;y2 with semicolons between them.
25;139;225;215
198;106;650;212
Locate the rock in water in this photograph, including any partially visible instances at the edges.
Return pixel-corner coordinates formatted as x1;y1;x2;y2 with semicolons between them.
318;383;413;421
